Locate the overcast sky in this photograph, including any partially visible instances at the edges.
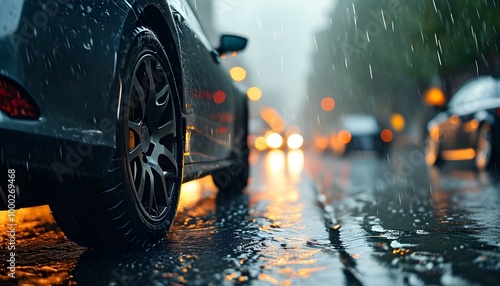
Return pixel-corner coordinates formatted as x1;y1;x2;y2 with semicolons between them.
209;0;334;123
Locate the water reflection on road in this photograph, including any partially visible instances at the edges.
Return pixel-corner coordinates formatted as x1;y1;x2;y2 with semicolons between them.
0;150;342;285
308;148;500;285
1;148;499;285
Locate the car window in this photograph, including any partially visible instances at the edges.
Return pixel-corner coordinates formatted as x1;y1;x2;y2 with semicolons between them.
343;115;379;133
448;76;497;109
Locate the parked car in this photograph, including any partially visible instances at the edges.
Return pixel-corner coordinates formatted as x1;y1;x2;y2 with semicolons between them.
329;114;392;157
425;76;500;170
0;1;248;248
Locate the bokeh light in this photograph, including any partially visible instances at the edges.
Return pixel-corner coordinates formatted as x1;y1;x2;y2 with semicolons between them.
391;113;405;132
287;134;304;149
229;66;247;82
321;97;335;111
424;87;446;107
338;130;352;144
213;90;226;104
380;129;393;143
247;87;263;101
266;132;283;149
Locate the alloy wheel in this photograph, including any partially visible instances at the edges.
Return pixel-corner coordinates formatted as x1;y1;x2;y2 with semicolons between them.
127;53;179;222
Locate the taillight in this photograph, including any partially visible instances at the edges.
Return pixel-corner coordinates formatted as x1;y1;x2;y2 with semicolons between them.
0;80;39;119
496;107;500;117
380;129;393;143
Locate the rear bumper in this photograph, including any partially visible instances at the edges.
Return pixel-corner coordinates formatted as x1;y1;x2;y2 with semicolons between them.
0;124;115;209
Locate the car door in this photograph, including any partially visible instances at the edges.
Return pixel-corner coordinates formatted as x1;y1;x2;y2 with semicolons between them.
169;0;237;164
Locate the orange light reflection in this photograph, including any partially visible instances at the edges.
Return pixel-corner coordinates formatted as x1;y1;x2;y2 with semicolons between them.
440;148;476;160
255;150;324;282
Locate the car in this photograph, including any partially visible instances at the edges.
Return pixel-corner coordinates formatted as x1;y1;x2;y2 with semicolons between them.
0;1;249;248
425;76;500;170
329;114;392;157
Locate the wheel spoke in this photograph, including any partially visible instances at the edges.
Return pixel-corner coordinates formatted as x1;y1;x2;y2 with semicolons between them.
132;73;146;116
145;59;156;96
157;120;175;139
147;100;168;131
129;120;142;136
150;162;170;207
150;144;178;174
157;84;170;103
136;162;147;201
129;145;142;161
146;167;155;215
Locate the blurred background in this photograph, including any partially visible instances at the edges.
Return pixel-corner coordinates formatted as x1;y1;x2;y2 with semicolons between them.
188;0;500;154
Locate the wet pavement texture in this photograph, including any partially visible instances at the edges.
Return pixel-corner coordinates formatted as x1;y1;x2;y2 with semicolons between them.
1;147;499;285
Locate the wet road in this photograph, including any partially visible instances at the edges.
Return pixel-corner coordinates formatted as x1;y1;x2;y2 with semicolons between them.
1;147;500;285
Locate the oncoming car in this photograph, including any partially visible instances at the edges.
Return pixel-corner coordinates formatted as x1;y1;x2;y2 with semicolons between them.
425;76;500;170
329;114;392;157
0;1;249;248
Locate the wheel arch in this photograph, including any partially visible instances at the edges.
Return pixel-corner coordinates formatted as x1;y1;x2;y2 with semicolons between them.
116;3;184;110
136;5;184;108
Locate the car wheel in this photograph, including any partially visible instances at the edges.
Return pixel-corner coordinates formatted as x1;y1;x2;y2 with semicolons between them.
425;130;440;166
475;123;493;170
212;98;249;196
47;27;183;248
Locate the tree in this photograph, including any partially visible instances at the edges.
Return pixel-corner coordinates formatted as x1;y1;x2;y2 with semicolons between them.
306;0;500;134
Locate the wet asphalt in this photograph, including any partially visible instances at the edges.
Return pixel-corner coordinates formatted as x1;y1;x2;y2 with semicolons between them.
1;147;500;285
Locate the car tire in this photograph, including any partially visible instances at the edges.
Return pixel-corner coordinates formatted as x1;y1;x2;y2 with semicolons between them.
425;130;441;166
211;97;249;196
475;122;493;170
47;27;184;248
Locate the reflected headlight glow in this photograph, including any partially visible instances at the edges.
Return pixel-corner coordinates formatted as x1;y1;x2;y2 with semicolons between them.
287;134;304;149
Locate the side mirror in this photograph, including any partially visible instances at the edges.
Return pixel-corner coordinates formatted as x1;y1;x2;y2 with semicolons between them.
217;34;248;55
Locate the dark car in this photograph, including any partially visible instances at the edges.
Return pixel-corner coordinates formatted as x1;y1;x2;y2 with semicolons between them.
329;114;392;157
0;1;249;248
425;76;500;170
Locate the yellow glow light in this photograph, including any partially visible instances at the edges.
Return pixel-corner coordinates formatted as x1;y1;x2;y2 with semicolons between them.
430;125;440;141
247;87;263;101
255;136;268;151
287;133;304;150
440;148;476;160
391;113;405;132
229;66;247;82
266;132;283;149
424;87;446;107
450;115;460;125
